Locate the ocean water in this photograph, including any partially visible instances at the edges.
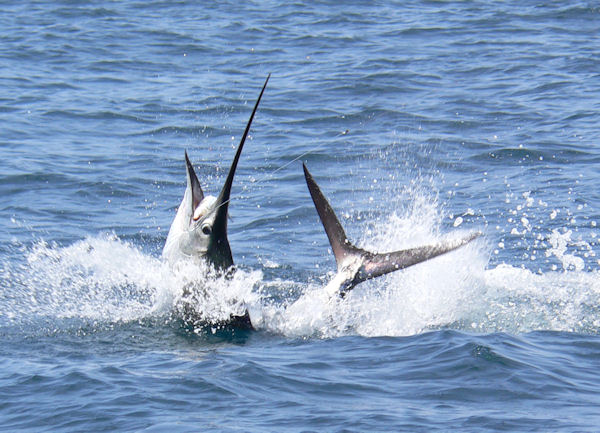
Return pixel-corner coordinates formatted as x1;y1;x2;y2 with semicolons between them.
1;0;600;431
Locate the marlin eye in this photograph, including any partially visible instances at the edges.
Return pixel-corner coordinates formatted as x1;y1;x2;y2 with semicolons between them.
201;224;212;235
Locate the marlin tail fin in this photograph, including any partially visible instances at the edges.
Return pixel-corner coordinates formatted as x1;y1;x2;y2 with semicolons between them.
302;163;480;293
302;163;363;271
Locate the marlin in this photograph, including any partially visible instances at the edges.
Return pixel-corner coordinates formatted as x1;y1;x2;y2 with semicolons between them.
302;163;480;299
162;74;270;271
162;75;270;330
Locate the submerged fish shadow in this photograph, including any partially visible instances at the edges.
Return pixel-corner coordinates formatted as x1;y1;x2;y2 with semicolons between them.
172;311;254;344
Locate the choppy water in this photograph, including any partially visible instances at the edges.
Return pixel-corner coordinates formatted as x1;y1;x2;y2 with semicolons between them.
2;1;600;431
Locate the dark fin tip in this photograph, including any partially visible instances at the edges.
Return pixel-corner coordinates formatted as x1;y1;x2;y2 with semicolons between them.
302;163;361;270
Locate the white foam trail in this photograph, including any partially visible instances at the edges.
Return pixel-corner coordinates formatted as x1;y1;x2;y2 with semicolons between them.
2;234;168;323
0;234;263;327
261;200;487;338
261;189;600;337
478;265;600;333
2;189;599;338
170;259;263;328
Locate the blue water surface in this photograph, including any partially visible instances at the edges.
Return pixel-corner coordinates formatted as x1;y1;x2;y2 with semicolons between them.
1;1;600;431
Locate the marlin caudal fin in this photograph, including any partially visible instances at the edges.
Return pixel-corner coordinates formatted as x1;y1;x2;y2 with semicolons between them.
357;232;481;283
208;74;270;268
302;163;363;271
302;163;480;295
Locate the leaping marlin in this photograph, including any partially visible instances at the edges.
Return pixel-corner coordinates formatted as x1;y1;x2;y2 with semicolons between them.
302;163;480;299
162;75;270;272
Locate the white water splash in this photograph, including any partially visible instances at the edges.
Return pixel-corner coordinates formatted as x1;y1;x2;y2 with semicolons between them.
545;229;586;271
479;265;600;333
261;198;487;338
2;234;169;323
0;234;262;327
259;190;600;337
2;194;599;337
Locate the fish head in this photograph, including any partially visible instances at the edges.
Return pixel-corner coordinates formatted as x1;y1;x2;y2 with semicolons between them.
162;75;270;272
162;151;233;271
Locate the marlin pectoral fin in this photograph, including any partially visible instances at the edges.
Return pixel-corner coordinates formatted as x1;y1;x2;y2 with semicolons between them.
185;150;204;210
213;74;270;230
302;163;362;269
207;74;270;268
358;231;481;282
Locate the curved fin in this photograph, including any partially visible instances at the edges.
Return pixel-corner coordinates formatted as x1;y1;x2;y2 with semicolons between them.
184;150;204;211
213;74;270;227
357;232;481;284
209;74;270;268
303;163;480;295
302;163;362;270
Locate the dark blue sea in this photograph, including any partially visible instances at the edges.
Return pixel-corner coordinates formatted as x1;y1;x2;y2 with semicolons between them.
2;1;600;431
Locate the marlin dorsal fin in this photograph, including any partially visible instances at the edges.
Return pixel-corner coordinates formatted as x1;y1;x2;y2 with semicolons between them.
302;163;362;269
